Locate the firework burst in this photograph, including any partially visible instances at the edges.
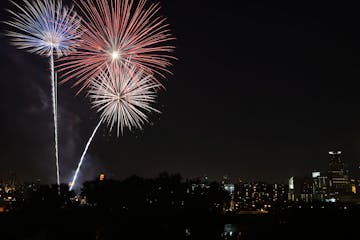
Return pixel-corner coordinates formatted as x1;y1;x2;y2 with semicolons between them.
69;65;160;190
5;0;81;188
90;65;160;136
58;0;175;92
5;0;81;57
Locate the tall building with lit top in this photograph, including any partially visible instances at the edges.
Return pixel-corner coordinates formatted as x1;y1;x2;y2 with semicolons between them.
329;151;345;173
327;151;351;197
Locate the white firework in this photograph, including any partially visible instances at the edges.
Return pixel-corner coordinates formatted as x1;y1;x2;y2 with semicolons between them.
89;65;160;136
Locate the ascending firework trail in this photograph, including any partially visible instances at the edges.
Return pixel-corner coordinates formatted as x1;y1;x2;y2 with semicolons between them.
5;0;81;188
70;119;102;191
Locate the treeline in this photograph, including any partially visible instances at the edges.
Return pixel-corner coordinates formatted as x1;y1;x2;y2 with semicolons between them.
20;172;230;217
2;173;230;239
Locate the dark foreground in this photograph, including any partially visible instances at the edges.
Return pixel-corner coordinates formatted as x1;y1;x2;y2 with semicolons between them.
1;175;358;239
0;206;358;240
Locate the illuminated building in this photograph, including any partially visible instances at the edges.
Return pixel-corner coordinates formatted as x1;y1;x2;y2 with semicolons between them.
233;181;288;211
288;177;295;201
224;184;235;195
272;183;287;202
327;151;351;198
288;176;313;202
312;172;329;201
222;175;235;197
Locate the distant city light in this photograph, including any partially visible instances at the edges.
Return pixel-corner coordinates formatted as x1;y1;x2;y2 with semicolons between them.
325;198;336;203
99;173;105;181
289;177;294;190
224;184;235;194
312;172;320;178
352;185;356;194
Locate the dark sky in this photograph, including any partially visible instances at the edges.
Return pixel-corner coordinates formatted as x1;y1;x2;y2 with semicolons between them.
1;0;360;186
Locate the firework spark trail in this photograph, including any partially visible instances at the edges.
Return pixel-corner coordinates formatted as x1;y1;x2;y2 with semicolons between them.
50;50;60;188
69;119;102;191
5;0;81;187
58;0;175;93
69;65;160;190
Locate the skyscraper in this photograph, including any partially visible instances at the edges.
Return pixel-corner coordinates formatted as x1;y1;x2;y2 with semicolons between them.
312;171;329;201
288;176;313;202
329;151;345;173
327;151;351;197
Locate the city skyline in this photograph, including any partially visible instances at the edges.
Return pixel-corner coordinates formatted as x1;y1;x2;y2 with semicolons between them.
0;150;358;186
1;0;360;185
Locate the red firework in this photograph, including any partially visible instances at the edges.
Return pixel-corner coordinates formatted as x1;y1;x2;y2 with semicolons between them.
57;0;175;92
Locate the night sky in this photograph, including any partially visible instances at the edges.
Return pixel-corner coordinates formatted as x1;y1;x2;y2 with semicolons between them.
1;0;360;186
